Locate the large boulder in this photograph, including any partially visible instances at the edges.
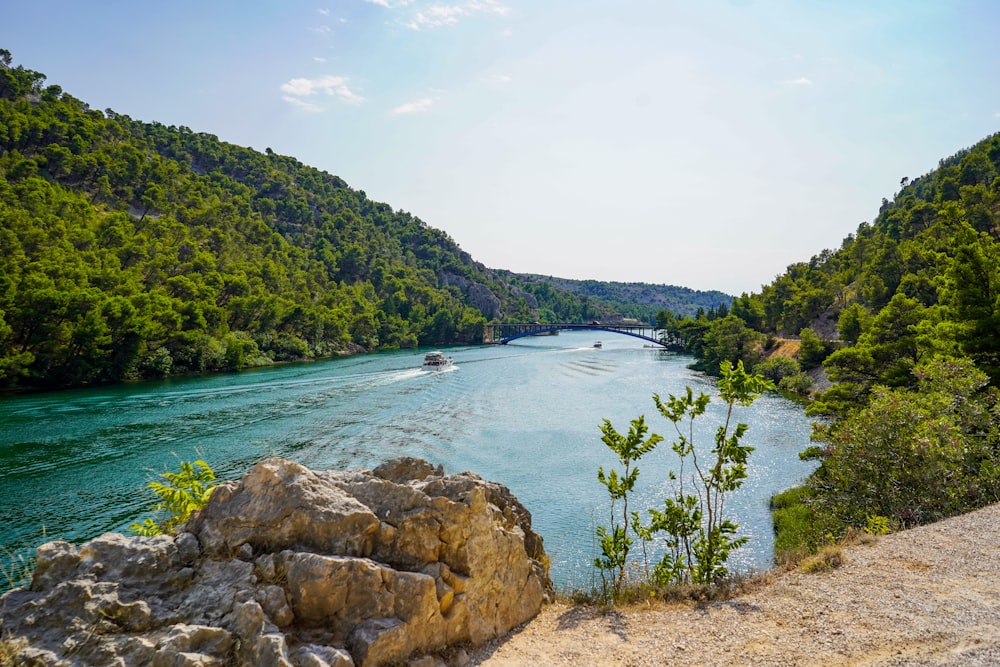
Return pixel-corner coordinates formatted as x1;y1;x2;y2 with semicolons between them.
0;458;552;667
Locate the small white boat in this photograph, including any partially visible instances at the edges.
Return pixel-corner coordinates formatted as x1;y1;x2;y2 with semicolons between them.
421;351;454;370
593;341;603;348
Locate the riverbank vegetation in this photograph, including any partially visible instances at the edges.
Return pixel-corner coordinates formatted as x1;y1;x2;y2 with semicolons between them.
656;130;1000;560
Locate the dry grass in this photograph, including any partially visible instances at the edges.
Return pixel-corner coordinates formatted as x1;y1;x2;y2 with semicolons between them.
0;548;33;593
766;338;802;359
798;544;845;573
564;568;774;609
842;526;880;546
774;546;813;570
0;635;23;667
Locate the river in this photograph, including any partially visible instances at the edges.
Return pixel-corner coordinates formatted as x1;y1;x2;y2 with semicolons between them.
0;331;815;589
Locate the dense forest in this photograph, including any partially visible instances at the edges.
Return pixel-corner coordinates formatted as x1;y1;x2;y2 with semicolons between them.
0;51;727;391
659;129;1000;555
507;273;731;322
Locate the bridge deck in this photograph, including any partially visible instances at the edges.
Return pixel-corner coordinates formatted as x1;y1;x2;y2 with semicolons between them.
484;322;666;346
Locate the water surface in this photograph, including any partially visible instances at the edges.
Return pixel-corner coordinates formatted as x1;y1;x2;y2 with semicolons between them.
0;332;815;588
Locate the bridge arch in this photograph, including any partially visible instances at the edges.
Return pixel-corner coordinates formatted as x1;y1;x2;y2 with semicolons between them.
486;323;667;347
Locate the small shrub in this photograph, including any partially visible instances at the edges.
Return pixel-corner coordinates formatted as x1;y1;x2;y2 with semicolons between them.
842;526;878;547
865;514;891;536
129;459;216;536
772;502;818;564
769;485;812;511
594;415;662;598
753;356;800;383
139;346;173;377
778;371;814;395
797;545;844;573
770;485;838;564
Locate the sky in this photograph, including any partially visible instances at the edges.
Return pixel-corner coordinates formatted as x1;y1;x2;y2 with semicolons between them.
4;1;1000;295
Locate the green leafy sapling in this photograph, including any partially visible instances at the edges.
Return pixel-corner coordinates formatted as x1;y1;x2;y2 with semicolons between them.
129;459;216;536
595;415;663;596
650;360;774;584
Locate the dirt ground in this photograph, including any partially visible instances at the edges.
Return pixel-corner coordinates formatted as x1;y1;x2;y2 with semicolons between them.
467;503;1000;666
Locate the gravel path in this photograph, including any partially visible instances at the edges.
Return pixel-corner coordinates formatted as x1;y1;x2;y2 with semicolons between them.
468;503;1000;666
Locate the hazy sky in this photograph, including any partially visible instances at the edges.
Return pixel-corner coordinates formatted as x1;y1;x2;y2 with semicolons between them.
4;1;1000;294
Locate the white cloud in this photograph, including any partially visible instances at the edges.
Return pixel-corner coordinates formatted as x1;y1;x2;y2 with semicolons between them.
310;25;332;34
468;0;509;15
318;8;330;15
782;77;813;86
484;73;512;84
313;56;328;63
282;96;324;113
365;0;507;29
280;75;366;109
392;97;434;114
400;0;509;30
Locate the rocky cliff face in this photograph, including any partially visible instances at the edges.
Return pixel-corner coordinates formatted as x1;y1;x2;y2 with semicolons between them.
0;457;553;667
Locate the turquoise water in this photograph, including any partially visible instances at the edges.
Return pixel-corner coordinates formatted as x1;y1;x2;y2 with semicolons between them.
0;332;815;588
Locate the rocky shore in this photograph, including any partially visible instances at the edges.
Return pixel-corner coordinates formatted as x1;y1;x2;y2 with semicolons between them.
5;457;999;666
0;458;552;667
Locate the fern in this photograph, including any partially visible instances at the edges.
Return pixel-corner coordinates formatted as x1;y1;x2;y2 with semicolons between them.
129;459;216;536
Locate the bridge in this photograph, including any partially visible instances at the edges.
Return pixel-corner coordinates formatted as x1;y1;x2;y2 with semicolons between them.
484;322;667;346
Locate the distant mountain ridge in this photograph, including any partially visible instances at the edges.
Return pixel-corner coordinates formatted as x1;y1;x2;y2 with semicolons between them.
513;273;733;320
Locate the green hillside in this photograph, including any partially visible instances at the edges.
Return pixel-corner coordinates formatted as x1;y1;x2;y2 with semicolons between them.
667;130;1000;554
755;131;1000;401
0;53;530;388
0;50;721;390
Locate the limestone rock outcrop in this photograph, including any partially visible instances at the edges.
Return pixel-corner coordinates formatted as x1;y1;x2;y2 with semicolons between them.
0;457;552;666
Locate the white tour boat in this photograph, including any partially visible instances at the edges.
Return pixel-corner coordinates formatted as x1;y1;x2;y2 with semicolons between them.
421;351;454;370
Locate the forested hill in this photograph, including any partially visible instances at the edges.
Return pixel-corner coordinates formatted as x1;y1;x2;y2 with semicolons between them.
0;51;716;390
651;129;1000;397
737;131;1000;553
650;130;1000;555
0;52;528;389
737;130;1000;402
509;273;732;321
